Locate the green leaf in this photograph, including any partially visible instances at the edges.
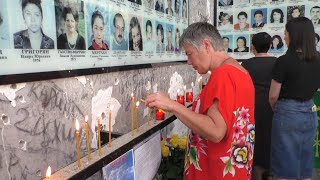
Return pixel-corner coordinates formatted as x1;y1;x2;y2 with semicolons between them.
189;146;202;171
190;146;197;160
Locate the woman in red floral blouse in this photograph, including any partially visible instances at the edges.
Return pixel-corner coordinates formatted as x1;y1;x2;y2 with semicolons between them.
145;22;255;180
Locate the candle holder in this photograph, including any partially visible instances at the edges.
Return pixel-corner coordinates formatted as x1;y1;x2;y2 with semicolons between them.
155;108;165;120
177;88;185;105
186;92;193;102
177;95;185;105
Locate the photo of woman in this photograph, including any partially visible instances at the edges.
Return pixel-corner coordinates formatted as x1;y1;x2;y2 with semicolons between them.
182;0;187;19
287;6;305;21
175;27;181;53
234;36;249;52
166;24;174;51
155;0;164;13
234;11;249;31
129;16;143;51
143;18;154;52
174;0;180;17
165;0;174;16
86;3;109;51
218;12;233;31
156;22;165;53
57;5;86;50
88;10;108;50
269;8;285;26
13;0;54;49
144;0;154;9
269;35;284;52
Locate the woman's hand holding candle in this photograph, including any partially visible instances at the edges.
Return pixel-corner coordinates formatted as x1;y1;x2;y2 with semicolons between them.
144;92;181;113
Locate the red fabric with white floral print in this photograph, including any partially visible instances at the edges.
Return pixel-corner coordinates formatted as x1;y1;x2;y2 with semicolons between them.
184;65;255;180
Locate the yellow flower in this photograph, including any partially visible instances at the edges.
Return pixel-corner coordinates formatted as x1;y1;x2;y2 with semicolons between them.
170;138;179;148
178;138;187;150
161;146;170;157
172;134;179;140
182;135;187;140
160;140;166;148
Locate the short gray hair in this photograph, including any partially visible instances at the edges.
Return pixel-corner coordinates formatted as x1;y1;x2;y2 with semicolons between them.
179;22;223;51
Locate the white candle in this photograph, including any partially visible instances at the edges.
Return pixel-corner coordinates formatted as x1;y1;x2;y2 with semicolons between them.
191;82;194;93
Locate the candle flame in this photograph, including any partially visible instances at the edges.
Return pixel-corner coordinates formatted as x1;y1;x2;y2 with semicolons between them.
85;116;88;122
191;82;194;87
136;101;140;107
167;87;171;93
131;92;134;97
75;119;80;131
183;85;186;90
198;76;202;82
208;70;211;75
110;105;114;111
177;89;180;93
46;166;51;178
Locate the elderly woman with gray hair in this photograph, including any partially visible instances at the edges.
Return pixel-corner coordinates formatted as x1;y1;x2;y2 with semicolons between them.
145;22;255;179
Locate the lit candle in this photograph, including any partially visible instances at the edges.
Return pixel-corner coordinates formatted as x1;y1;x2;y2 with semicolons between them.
186;92;193;102
84;116;91;161
136;101;140;131
186;82;194;102
46;166;51;179
75;119;81;168
177;89;185;105
97;117;102;156
155;108;165;120
177;95;185;105
131;93;135;136
108;105;114;147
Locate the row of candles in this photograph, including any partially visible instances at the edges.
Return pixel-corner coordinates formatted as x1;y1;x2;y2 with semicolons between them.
45;112;113;179
45;80;203;179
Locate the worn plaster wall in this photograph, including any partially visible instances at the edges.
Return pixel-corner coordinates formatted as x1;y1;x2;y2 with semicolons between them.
0;63;199;179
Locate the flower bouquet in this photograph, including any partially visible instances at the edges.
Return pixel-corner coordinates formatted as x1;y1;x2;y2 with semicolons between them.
156;134;187;180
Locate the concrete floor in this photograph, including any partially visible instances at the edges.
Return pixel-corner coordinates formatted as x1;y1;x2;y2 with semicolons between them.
313;169;320;180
